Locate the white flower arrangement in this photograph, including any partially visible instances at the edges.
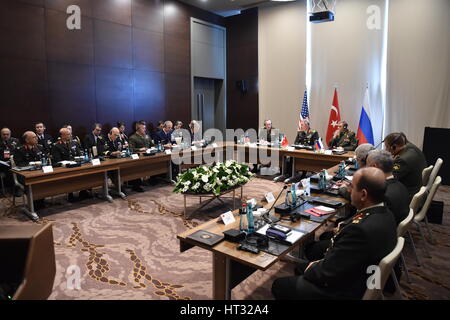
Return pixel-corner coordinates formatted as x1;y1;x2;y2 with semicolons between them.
174;160;254;196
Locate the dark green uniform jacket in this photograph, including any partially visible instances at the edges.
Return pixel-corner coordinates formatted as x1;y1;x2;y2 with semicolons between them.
294;129;319;146
328;129;358;151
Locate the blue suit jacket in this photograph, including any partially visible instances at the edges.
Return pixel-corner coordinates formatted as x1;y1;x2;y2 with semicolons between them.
154;130;173;144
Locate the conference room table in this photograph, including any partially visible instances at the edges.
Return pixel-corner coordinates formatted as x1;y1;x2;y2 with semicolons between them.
11;142;354;222
177;162;350;300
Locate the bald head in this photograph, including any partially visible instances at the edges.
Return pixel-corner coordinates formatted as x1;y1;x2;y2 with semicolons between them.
351;167;386;210
1;128;11;141
109;127;120;141
60;128;71;142
23;131;37;146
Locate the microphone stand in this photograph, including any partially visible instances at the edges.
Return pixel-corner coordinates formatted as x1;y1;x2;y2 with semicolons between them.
262;185;288;225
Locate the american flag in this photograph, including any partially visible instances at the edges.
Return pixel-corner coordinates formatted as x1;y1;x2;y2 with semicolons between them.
298;90;309;129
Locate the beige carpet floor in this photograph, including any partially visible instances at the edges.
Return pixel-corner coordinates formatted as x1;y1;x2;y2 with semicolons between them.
0;178;449;300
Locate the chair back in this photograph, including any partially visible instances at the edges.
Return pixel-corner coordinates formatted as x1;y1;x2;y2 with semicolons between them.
426;158;443;192
409;186;427;215
397;208;414;237
422;165;433;186
415;176;442;223
362;237;405;300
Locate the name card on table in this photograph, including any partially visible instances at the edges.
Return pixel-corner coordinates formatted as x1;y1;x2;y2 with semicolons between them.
265;192;275;203
165;149;172;155
220;211;235;225
131;154;139;160
286;147;295;152
191;146;198;151
212;143;218;148
324;150;333;155
42;166;54;173
91;159;101;166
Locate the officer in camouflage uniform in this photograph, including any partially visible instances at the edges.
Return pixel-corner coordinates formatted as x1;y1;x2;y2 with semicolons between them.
384;132;426;200
129;122;154;154
294;119;319;146
328;121;358;151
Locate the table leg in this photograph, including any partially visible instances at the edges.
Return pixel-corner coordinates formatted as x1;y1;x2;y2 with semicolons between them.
103;172;113;203
116;169;127;199
184;194;187;219
233;188;236;210
24;185;39;221
212;252;231;300
291;157;296;178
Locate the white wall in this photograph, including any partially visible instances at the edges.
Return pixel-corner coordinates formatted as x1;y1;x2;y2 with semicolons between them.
258;1;307;143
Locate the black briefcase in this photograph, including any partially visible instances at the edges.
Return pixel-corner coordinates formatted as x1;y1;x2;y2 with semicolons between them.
427;200;444;224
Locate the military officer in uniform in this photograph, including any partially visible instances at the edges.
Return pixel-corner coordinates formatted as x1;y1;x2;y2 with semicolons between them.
117;121;129;149
103;127;123;158
62;124;82;145
294;119;319;146
1;128;20;161
129;122;154;192
272;167;397;300
259;119;279;143
35;122;53;156
52;128;83;163
13;131;45;167
129;122;154;154
328;121;358;151
384;132;426;200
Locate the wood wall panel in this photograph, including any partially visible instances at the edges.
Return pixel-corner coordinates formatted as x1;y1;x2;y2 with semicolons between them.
94;20;133;69
46;9;94;65
134;70;166;123
226;9;259;131
133;28;164;72
92;0;132;26
45;0;92;17
132;0;164;33
95;67;134;129
0;1;46;61
47;62;96;137
1;0;226;139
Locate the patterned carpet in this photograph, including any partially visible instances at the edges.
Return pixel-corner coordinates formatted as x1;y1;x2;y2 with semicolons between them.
0;178;449;300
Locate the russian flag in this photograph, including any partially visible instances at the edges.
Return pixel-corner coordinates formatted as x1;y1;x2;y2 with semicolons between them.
315;138;324;151
356;87;374;145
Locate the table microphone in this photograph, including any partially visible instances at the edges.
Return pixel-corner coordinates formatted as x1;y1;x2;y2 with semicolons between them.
262;185;288;224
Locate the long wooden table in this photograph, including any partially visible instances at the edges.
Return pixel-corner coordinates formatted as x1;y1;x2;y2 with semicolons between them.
12;153;173;221
177;163;349;299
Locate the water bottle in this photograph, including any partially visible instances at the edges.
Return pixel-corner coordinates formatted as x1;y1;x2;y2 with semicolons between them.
157;141;162;152
246;203;255;233
338;161;346;178
285;188;293;208
239;203;248;232
291;183;297;207
42;155;47;167
84;149;89;162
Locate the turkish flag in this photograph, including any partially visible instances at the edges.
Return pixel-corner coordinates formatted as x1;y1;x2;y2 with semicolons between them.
281;135;289;148
325;88;341;146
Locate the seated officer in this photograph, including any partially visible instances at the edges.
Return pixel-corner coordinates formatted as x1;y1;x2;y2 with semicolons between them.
129;122;154;192
259;119;278;143
117;121;129;149
1;128;20;162
129;122;154;154
13;131;45;167
103;127;123;158
1;128;21;191
366;149;409;225
84;123;105;158
62;124;81;145
384;132;426;200
294;119;319;146
272;167;397;300
52;128;83;163
154;121;173;148
328;121;358;151
35;122;53;156
52;128;87;201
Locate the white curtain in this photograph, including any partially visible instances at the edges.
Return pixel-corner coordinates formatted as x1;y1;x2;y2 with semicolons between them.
258;1;307;143
386;0;450;148
309;0;387;146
